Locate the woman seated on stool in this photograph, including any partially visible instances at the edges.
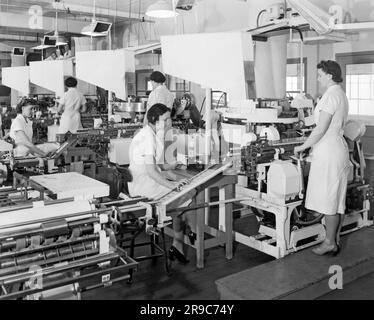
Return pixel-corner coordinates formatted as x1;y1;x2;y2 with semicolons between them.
128;103;195;264
8;98;59;157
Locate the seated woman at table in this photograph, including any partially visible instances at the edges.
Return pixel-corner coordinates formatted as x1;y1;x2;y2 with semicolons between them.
128;103;196;264
8;98;59;157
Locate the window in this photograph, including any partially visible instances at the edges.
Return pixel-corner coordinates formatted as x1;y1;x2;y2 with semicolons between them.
135;69;153;97
212;91;227;108
136;70;191;98
286;58;306;99
337;51;374;117
345;63;374;116
166;75;190;97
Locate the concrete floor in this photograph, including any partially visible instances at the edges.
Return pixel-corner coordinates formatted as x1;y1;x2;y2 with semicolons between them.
82;208;374;300
319;271;374;300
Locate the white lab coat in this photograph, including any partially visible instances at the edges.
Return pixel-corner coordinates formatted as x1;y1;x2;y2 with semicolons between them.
9;114;33;156
144;85;174;123
58;88;86;134
305;85;350;215
128;125;170;199
9;114;59;156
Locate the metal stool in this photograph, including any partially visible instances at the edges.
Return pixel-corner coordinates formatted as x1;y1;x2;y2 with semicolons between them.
115;166;172;276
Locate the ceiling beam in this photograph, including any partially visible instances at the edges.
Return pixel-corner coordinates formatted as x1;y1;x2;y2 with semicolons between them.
0;11;90;34
56;3;154;23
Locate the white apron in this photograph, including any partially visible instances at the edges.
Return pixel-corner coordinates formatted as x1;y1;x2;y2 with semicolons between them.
128;126;170;200
305;85;350;215
58;112;82;134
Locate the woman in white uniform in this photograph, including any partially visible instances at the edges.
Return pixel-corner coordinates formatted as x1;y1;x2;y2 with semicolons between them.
144;71;174;125
295;60;350;256
128;103;194;264
9;99;59;157
57;77;87;134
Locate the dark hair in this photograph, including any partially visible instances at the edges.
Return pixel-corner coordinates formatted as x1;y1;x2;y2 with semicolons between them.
182;93;191;101
147;103;170;125
16;98;37;114
150;71;166;84
65;77;78;88
317;60;343;83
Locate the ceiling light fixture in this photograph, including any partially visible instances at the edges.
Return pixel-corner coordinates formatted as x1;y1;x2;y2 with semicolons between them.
32;9;67;50
287;0;334;35
81;0;112;37
145;0;179;18
50;10;68;46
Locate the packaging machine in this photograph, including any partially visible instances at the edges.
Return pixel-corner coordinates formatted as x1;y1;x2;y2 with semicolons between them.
0;192;137;300
228;117;373;258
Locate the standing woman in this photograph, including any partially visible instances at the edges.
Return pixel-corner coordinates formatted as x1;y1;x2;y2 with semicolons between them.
57;77;87;134
144;71;174;125
294;60;350;256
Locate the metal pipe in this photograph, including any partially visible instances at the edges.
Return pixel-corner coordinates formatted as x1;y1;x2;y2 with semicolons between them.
167;197;251;214
0;207;111;231
0;251;121;286
102;197;148;206
205;87;212;165
0;197;75;214
0;247;99;278
0;235;99;260
299;40;304;94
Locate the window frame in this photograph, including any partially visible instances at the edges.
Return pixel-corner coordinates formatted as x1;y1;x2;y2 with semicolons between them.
135;69;153;97
165;75;191;96
336;51;374;117
286;57;307;97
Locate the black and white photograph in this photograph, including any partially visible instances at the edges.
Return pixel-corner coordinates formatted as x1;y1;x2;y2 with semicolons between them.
0;0;373;310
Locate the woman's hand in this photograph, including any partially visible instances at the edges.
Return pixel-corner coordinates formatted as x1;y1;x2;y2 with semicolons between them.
166;161;186;171
169;181;180;190
294;145;304;156
175;163;187;171
169;179;190;191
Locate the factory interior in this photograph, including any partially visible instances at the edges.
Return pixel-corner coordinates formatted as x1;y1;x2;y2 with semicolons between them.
0;0;374;301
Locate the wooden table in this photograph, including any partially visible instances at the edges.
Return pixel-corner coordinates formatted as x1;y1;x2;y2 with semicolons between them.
164;169;237;269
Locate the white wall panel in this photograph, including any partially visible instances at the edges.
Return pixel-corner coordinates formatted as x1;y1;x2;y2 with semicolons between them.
76;49;135;100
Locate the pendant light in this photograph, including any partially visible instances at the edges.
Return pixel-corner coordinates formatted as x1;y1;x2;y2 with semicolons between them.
145;0;179;18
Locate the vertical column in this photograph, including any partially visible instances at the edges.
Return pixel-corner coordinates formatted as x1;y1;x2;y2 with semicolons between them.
275;206;289;258
225;183;235;260
196;188;205;269
204;87;212;166
204;188;210;225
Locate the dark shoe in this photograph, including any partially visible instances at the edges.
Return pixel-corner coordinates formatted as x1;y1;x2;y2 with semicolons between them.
312;242;339;256
188;231;196;245
331;244;341;257
169;245;189;264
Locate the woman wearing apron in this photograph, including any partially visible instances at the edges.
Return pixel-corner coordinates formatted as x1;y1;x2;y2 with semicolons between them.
295;60;350;256
128;103;195;264
57;77;87;134
9;98;59;157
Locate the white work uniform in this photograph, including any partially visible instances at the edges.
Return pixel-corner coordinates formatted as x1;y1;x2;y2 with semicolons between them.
305;84;350;215
128;125;171;199
9;114;33;157
9;115;59;157
146;85;174;116
58;87;86;134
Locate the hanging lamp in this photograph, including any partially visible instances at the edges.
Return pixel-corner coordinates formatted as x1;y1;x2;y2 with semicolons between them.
81;0;112;37
145;0;179;18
